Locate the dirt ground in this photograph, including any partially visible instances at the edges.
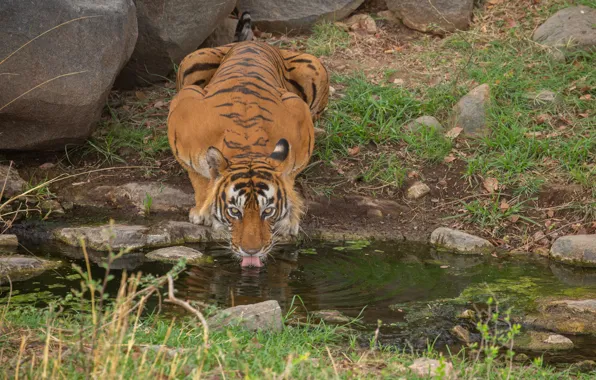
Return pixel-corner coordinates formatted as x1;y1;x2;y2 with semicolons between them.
1;0;594;252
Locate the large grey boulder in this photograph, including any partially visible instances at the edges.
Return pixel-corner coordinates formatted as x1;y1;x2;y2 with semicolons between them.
115;0;236;88
0;0;137;150
200;17;239;48
533;6;596;54
386;0;474;34
550;235;596;266
237;0;365;33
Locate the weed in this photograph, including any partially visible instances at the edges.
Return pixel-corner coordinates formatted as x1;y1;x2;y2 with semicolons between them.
306;22;350;56
361;153;407;187
143;192;153;217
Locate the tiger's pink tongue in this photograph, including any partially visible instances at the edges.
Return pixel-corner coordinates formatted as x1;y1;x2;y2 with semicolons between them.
241;256;262;268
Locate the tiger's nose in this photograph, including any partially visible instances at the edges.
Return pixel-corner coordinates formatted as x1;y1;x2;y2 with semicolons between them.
243;248;261;255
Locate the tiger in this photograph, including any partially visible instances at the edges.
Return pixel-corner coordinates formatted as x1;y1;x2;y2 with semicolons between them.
168;41;329;267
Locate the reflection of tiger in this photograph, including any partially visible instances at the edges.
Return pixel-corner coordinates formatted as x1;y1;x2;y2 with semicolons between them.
168;41;329;267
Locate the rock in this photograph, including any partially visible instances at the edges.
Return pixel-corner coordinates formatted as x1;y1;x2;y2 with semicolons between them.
311;310;351;324
0;234;18;247
314;127;327;137
550;235;596;266
408;358;455;379
451;325;471;344
40;199;65;215
550;262;596;287
430;227;493;254
513;353;529;362
386;0;474;35
514;331;574;351
526;299;596;335
208;300;283;332
377;10;401;25
457;309;476;319
533;6;596;55
0;165;26;198
0;0;137;150
344;14;377;34
366;208;384;218
54;221;218;252
237;0;365;33
115;0;236;88
95;182;194;214
406;182;431;200
404;116;444;133
146;246;204;264
524;90;563;109
199;17;238;48
0;256;61;284
451;84;491;137
569;360;596;373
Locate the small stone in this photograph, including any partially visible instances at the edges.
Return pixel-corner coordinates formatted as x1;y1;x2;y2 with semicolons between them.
457;309;476;319
408;358;455;379
344;14;377;34
430;227;493;254
513;353;529;362
406;182;431;200
366;208;383;218
208;300;282;332
451;84;490;137
452;325;471;344
40;199;65;215
392;78;405;86
0;234;18;247
314;127;327;137
550;235;596;266
61;201;74;211
404;116;444;133
524;90;563;109
514;331;574;351
329;86;336;96
570;360;596;373
311;310;351;324
39;162;55;170
146;246;204;264
0;165;26;198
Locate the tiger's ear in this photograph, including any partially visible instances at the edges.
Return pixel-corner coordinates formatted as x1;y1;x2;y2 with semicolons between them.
270;139;289;162
206;147;229;179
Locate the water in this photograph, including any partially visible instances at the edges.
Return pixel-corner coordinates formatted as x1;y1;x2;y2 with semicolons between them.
5;240;596;363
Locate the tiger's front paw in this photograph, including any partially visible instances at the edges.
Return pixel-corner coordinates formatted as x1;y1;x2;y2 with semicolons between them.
189;207;212;226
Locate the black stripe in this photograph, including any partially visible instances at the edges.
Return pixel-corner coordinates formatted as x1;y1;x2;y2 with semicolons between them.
311;81;317;107
288;79;307;101
284;54;301;61
290;58;312;64
183;62;220;78
205;86;277;104
216;103;234;108
193;79;206;86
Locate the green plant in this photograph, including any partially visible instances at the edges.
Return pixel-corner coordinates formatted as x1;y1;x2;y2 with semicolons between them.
306;22;350;56
143;192;153;217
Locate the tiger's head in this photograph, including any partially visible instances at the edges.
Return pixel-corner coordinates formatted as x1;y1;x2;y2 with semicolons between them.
204;139;302;268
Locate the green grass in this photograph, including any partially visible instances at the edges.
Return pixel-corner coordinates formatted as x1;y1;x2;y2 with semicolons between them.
306;22;350;56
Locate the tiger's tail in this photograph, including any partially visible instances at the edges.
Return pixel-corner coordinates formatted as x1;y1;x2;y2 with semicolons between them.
234;11;254;42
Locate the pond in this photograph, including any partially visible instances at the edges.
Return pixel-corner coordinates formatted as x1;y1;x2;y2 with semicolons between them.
5;240;596;364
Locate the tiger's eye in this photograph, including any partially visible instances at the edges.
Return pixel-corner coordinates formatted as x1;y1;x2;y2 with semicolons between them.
263;207;275;216
228;207;242;218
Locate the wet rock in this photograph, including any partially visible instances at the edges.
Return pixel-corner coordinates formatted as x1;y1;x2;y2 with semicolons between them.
451;84;491;137
115;0;235;87
569;360;596;373
311;310;351;324
0;256;61;284
0;234;18;247
430;227;493;254
54;222;218;252
533;6;596;55
524;90;563;109
526;299;596;335
386;0;474;35
514;331;574;351
408;357;455;379
208;300;283;332
550;235;596;266
0;0;137;150
550;262;596;287
0;165;27;198
237;0;365;33
404;116;444;133
93;182;194;214
451;325;471;344
406;182;431;200
40;200;65;215
200;17;238;48
146;246;204;264
344;14;377;34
